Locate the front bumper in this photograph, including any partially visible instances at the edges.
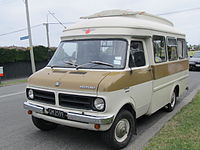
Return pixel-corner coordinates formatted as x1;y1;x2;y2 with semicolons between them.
23;102;114;125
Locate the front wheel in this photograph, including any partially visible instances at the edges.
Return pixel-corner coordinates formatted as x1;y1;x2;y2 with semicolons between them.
32;116;57;131
102;110;135;149
164;91;177;112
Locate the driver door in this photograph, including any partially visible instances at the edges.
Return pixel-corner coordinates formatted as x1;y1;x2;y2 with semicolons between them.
128;40;153;118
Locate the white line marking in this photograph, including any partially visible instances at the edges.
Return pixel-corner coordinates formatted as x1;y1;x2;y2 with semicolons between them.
0;91;25;99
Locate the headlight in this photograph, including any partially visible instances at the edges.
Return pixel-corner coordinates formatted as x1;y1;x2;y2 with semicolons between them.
27;89;34;99
94;98;105;111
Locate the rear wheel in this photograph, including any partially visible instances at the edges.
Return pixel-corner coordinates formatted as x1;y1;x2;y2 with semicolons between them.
102;110;135;149
164;91;177;112
32;116;57;131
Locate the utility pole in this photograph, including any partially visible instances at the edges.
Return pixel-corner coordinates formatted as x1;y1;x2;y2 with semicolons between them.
44;23;50;48
44;13;50;48
25;0;36;73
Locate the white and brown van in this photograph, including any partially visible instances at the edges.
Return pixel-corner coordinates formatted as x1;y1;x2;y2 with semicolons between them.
24;10;189;149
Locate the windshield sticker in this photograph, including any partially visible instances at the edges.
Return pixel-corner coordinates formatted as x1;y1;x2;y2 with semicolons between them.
114;60;121;65
115;56;122;60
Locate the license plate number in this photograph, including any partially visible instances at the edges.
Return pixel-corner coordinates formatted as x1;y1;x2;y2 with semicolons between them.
47;108;66;119
196;64;200;67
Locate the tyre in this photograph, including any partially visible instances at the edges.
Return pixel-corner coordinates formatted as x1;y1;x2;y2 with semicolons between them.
164;91;177;112
32;116;57;131
102;110;135;149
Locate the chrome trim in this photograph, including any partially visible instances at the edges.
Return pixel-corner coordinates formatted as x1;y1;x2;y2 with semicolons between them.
23;102;114;125
23;102;44;114
67;112;113;124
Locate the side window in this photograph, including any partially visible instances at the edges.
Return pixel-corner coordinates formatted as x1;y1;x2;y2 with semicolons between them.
129;41;146;68
167;37;178;61
177;39;183;59
177;39;188;59
153;36;167;63
183;40;188;58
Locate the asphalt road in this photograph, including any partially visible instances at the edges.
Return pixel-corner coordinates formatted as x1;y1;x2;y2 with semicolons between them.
0;71;200;150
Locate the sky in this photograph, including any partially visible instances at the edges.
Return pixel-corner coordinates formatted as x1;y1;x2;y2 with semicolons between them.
0;0;200;47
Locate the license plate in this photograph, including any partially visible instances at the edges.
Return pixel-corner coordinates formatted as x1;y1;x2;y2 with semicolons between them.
47;108;67;119
196;64;200;67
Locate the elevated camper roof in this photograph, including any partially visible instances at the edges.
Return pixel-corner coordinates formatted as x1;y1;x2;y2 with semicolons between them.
80;9;174;27
62;10;184;38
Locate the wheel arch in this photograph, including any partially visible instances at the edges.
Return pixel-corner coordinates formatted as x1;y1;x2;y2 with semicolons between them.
174;84;180;97
118;103;137;134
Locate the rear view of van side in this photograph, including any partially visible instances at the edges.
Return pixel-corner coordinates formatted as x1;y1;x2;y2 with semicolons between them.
24;10;189;149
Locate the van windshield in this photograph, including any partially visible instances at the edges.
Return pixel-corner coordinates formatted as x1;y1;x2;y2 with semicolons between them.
47;39;127;69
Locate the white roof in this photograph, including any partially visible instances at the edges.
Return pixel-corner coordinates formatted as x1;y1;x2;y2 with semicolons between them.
63;10;184;37
81;9;173;26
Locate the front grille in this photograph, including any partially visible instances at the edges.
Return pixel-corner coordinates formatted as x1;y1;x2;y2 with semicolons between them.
27;89;55;105
59;94;95;110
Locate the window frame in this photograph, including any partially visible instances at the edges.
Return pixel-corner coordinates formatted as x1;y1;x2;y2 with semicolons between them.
47;38;128;70
177;38;187;59
129;40;146;68
166;36;178;61
152;35;167;63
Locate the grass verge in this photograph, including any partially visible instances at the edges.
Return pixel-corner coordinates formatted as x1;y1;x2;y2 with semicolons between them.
143;92;200;150
0;79;27;87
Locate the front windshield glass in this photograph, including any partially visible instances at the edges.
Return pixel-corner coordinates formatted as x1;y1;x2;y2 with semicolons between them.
192;52;200;58
48;39;127;69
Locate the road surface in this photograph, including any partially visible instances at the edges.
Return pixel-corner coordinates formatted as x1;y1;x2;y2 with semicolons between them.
0;71;199;150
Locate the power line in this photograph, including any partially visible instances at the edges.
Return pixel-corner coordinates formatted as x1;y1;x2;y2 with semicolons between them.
0;24;42;37
48;10;67;29
48;22;76;25
157;7;200;16
0;22;74;37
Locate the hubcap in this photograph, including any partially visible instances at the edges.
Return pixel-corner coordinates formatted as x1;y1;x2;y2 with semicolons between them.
114;119;130;143
171;92;176;108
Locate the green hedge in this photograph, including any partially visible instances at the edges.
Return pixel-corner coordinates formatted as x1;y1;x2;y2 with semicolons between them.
0;46;55;64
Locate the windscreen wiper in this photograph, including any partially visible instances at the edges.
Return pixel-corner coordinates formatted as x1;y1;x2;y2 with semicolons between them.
64;61;78;67
76;61;113;70
49;61;78;69
90;61;114;67
50;65;65;69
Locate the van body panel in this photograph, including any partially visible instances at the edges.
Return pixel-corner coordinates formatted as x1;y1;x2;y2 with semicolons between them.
147;70;188;114
129;80;152;118
63;16;184;36
61;27;185;40
28;68;111;94
98;67;153;92
152;59;188;80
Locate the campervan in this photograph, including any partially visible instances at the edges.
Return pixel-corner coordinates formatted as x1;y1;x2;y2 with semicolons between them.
24;10;189;149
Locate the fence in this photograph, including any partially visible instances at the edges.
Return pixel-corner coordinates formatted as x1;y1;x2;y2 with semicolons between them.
0;61;48;80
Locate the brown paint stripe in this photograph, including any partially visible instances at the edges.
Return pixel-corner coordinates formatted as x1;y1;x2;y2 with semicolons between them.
98;60;188;92
152;60;188;80
98;67;153;92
